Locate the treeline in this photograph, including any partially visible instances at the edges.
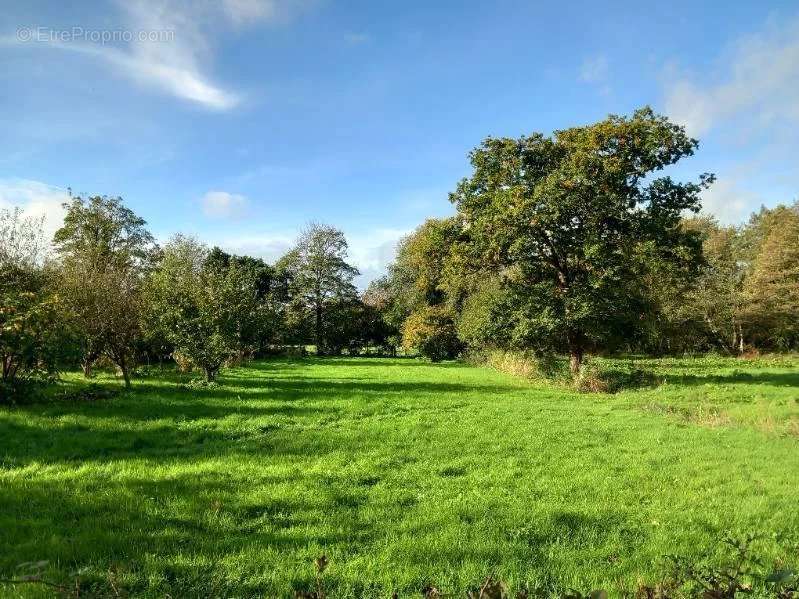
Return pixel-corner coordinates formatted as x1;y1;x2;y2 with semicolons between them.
372;202;799;364
369;107;799;370
2;107;798;398
0;199;392;398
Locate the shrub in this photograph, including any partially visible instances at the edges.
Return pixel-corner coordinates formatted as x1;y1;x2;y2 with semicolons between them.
54;384;118;402
0;379;49;404
402;306;463;361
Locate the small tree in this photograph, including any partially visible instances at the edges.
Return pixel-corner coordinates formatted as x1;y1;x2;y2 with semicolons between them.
147;236;260;382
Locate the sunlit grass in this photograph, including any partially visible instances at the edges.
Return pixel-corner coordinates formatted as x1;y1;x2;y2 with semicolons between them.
1;356;798;597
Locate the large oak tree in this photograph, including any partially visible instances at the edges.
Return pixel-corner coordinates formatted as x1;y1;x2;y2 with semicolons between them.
449;107;712;373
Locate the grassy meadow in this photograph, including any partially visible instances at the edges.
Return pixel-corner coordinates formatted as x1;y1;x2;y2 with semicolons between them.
1;356;798;597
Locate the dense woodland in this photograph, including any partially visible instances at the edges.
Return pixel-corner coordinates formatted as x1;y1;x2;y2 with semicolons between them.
2;108;798;399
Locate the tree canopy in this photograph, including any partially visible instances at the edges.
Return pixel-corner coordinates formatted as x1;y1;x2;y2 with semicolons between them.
447;107;712;371
277;223;360;354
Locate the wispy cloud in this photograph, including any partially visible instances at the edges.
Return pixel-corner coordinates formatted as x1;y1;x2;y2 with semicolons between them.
579;55;608;83
343;32;371;45
222;0;278;25
579;54;610;96
200;190;250;218
699;178;757;225
347;228;408;272
664;16;799;136
662;15;799;224
5;0;311;110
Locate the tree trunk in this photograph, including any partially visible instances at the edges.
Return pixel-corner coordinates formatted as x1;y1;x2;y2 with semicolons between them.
568;332;584;377
569;347;583;377
121;363;131;388
108;349;130;389
204;366;216;383
315;302;323;356
82;357;93;378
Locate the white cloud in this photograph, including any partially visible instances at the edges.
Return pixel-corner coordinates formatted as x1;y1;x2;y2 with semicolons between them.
200;190;249;218
347;228;408;272
579;54;611;96
579;55;608;83
47;39;239;110
4;0;309;110
214;233;294;262
0;179;70;247
223;0;275;24
212;226;409;288
664;16;799;136
699;178;757;225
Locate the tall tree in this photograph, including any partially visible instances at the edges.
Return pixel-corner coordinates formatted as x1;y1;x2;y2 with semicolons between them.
449;107;711;374
278;223;359;354
54;195;155;385
54;195;154;269
742;208;799;349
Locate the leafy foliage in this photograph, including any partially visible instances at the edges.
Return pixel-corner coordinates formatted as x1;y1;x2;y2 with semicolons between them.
146;236;261;382
742;208;799;349
402;305;463;361
277;223;360;354
448;107;710;373
0;209;65;401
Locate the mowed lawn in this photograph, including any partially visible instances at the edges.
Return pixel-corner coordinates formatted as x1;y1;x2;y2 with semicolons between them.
1;357;798;597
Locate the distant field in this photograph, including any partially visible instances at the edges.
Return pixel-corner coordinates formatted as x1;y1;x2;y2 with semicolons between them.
1;357;798;597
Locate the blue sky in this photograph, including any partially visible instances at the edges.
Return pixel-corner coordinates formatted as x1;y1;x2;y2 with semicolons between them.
2;1;798;285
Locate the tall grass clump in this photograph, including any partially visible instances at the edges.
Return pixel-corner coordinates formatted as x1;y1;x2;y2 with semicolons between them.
474;349;662;393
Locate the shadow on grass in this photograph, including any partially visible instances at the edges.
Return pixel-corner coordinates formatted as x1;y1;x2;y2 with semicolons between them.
213;377;515;395
0;469;383;596
0;359;517;467
0;467;646;597
666;372;799;387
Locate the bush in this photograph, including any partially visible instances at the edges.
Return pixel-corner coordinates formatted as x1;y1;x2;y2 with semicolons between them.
0;379;48;404
402;306;463;361
54;384;118;402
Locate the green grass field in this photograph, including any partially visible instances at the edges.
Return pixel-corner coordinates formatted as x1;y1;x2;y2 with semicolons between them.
1;357;798;597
